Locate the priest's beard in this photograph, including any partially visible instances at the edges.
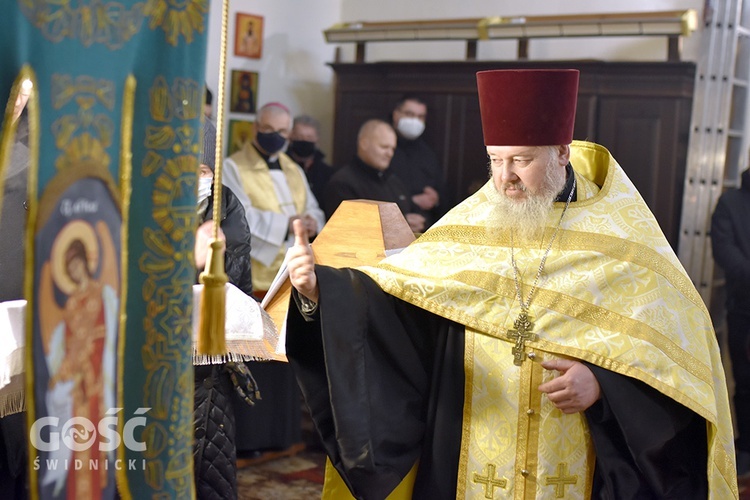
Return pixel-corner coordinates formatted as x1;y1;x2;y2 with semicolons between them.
489;158;567;242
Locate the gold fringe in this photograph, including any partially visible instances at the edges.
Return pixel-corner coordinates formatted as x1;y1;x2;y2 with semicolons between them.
0;390;25;419
197;238;227;355
192;351;271;365
0;376;26;419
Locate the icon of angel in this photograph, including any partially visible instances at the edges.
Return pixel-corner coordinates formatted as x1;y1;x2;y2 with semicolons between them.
37;218;119;496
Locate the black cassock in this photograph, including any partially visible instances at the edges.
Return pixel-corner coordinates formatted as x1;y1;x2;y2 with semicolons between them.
286;266;708;500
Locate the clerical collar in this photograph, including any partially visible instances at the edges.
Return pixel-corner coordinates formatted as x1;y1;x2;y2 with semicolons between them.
397;135;421;147
253;143;282;170
554;163;576;202
353;155;390;180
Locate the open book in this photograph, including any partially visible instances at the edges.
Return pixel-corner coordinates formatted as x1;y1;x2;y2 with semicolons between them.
193;283;284;364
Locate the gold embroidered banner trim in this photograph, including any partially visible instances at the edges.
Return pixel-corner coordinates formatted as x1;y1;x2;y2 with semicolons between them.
116;73;136;500
146;0;209;47
18;0;207;48
137;76;201;498
19;65;41;499
18;0;145;49
51;75;115;110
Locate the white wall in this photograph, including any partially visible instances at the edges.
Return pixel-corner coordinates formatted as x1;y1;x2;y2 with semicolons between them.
206;0;706;158
205;0;342;156
339;0;705;62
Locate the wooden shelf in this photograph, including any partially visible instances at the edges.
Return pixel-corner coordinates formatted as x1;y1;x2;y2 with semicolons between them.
325;10;698;62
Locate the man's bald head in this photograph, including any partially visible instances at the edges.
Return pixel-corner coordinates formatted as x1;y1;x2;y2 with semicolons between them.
357;119;396;171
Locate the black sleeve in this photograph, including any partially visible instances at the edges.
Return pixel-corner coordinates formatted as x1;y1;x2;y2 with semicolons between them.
285;266;436;500
0;412;26;496
711;195;750;285
584;363;708;499
224;253;253;296
221;188;253;296
322;176;359;220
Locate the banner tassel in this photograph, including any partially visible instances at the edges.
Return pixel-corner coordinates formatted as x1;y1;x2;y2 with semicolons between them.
197;238;228;355
197;0;230;357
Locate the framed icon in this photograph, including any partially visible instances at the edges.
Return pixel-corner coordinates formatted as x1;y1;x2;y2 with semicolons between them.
227;119;255;156
229;70;259;115
234;13;263;59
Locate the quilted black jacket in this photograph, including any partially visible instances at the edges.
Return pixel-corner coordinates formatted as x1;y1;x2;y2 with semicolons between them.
200;186;253;296
194;364;237;500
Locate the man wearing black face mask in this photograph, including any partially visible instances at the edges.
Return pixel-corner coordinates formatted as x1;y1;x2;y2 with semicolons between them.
389;95;450;228
288;115;333;206
223;102;325;294
223;103;316;462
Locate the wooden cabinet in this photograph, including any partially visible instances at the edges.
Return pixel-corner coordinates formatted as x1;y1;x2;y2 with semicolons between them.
329;60;695;248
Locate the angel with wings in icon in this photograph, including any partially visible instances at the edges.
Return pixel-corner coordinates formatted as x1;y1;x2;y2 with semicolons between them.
39;218;119;497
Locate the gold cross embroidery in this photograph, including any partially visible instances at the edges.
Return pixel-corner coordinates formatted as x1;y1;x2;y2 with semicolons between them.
545;462;578;498
473;463;507;499
506;311;536;365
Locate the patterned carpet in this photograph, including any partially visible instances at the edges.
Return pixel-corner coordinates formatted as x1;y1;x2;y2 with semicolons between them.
236;447;325;499
235;448;750;499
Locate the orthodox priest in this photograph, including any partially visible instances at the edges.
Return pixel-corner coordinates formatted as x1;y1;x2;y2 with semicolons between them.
284;69;738;499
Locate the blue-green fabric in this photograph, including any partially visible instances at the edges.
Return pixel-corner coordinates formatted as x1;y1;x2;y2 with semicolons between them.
0;2;209;498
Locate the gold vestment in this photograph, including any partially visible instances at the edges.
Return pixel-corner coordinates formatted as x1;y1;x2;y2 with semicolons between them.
228;143;308;290
341;140;737;499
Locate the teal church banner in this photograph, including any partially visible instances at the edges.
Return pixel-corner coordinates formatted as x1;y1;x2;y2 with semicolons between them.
0;1;209;498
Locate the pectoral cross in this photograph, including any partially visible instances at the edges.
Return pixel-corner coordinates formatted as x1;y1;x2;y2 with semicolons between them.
506;311;535;366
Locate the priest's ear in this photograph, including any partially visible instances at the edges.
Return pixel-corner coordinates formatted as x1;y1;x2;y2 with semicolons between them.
554;144;571;167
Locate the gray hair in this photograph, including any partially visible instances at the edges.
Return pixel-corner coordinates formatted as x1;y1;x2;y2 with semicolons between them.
258;102;292;126
293;115;321;134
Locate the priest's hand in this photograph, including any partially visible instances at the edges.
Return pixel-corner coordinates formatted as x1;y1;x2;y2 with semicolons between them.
538;358;601;414
289;218;319;303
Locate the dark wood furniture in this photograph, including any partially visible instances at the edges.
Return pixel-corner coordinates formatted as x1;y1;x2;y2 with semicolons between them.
329;60;695;249
324;11;698;62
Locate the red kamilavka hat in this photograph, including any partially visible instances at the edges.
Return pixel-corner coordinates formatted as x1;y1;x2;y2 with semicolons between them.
476;69;579;146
